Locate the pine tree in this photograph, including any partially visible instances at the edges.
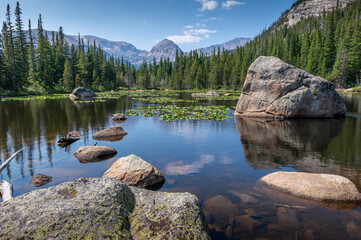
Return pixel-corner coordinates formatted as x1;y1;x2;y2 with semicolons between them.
63;58;73;91
27;20;40;92
3;5;17;91
14;1;28;86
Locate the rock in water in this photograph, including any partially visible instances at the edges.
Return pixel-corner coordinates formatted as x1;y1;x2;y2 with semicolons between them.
29;174;52;187
103;154;165;189
111;114;127;123
191;91;220;98
69;87;97;99
129;186;210;240
92;126;128;142
58;131;82;146
260;171;361;202
235;56;346;118
74;146;117;163
0;178;210;239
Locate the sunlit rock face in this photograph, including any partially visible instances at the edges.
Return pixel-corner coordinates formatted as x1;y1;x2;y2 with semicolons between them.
235;56;346;118
283;0;354;27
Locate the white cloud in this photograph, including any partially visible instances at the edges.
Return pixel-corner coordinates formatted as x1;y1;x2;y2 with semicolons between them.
222;1;245;10
183;28;217;36
184;25;194;29
195;22;207;27
154;39;160;43
202;16;219;22
195;0;218;11
142;19;147;24
166;34;203;44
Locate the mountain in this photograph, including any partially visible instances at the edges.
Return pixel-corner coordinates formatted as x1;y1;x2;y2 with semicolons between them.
135;39;182;64
196;37;251;55
27;29;250;65
279;0;354;27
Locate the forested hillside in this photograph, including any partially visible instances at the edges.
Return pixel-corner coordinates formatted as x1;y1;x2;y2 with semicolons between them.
0;0;360;94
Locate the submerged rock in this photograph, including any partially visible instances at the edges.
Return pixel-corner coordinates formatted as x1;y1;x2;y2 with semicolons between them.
277;207;302;230
74;146;117;163
191;91;220;98
260;171;361;202
130;186;210;239
0;178;210;239
103;154;165;189
92;126;128;142
69;87;97;100
111;114;127;123
235;56;346;118
29;174;52;187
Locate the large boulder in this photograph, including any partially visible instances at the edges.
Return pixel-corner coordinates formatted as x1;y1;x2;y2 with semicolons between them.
69;87;97;100
0;178;210;239
92;126;128;142
74;146;117;163
103;154;165;189
235;56;346;118
260;171;361;202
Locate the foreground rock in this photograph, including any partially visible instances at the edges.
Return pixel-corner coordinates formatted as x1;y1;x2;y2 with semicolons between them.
103;154;165;189
29;174;52;187
93;126;128;141
260;171;361;202
74;146;117;163
191;91;220;98
69;87;97;100
235;56;346;118
111;114;127;123
0;178;210;239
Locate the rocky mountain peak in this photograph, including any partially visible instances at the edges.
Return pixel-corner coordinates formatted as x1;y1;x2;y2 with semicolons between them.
151;39;181;54
282;0;354;27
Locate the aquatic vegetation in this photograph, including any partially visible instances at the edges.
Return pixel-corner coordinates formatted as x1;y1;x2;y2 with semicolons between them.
126;105;231;122
132;97;197;104
195;95;240;101
75;99;108;103
0;94;69;102
96;90;180;100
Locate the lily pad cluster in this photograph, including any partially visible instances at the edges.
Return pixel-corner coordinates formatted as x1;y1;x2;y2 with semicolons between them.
132;97;197;104
0;94;68;102
195;95;240;101
126;105;231;122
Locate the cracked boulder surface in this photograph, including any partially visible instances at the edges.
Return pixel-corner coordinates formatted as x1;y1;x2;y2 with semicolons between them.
0;177;210;240
235;56;346;119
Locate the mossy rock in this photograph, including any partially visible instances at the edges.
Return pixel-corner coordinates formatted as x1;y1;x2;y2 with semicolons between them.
0;178;210;240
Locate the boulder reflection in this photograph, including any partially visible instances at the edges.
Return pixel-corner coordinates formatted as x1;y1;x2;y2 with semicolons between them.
236;116;361;188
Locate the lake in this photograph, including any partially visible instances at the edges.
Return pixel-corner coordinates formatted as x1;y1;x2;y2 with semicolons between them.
0;92;360;239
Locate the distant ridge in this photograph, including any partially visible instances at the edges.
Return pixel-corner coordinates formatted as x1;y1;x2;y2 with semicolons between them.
27;29;250;65
196;37;251;55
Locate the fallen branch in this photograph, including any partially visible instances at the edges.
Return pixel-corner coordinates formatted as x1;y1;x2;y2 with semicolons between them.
0;180;13;201
0;148;23;173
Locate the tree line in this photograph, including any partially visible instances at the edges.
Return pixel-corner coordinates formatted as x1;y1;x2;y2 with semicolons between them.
0;2;138;94
1;0;361;95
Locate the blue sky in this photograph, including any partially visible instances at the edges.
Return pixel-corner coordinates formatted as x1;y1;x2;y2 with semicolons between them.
0;0;295;51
